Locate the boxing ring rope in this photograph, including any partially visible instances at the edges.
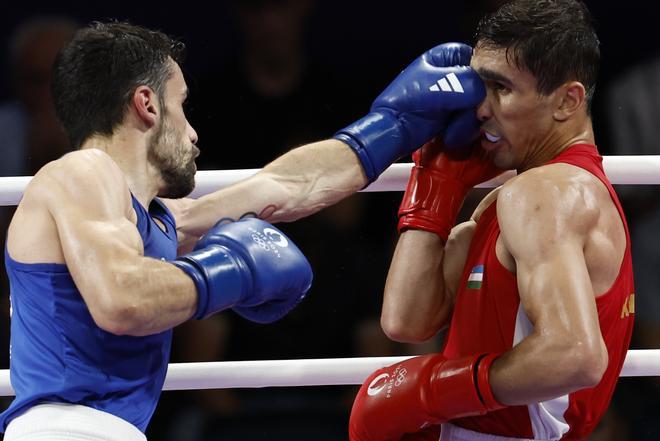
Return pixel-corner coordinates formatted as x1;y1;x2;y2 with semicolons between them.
0;154;658;396
0;351;657;396
1;155;660;206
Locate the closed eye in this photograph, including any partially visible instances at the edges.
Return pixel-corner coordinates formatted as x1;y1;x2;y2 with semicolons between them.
477;68;513;95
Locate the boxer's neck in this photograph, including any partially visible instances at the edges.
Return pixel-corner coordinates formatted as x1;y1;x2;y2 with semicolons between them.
80;132;160;209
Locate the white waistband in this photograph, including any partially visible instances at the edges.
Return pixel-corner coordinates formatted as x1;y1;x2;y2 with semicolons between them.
440;423;538;441
4;403;146;441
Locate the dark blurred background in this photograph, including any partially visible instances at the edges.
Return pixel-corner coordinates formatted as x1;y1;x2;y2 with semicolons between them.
0;1;659;440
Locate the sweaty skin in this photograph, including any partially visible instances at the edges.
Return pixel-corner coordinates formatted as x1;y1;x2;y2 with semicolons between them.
381;46;625;405
7;59;367;337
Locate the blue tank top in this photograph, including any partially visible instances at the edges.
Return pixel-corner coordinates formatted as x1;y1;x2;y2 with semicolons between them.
0;196;178;432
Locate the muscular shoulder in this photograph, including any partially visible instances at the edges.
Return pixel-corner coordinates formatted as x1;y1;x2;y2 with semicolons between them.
497;164;603;254
38;149;126;191
9;150;135;263
501;163;601;225
26;149;131;212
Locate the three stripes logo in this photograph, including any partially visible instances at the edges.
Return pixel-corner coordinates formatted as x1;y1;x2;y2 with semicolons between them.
429;73;465;93
466;265;484;289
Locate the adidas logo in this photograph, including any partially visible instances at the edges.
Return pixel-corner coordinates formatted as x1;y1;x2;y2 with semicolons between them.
429;73;464;93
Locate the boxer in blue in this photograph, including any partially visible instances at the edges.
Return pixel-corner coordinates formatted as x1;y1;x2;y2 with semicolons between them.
0;21;486;439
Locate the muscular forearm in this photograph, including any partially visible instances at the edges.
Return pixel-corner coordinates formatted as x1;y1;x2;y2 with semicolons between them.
259;139;368;222
489;330;608;405
382;230;452;342
103;258;198;336
178;140;367;236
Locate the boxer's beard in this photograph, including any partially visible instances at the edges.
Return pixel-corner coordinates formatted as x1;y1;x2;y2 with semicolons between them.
148;112;197;199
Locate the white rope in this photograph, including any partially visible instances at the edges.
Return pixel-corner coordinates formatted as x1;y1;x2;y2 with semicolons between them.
0;350;656;396
363;155;660;191
1;155;659;206
0;157;656;395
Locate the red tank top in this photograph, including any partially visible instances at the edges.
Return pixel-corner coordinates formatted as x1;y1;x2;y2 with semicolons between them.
442;144;635;440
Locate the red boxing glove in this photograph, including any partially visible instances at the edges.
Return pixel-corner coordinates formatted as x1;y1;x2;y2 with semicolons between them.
349;353;504;441
398;138;502;242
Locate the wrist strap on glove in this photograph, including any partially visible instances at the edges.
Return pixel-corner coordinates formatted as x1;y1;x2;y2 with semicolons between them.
334;111;404;184
398;166;471;242
429;353;505;419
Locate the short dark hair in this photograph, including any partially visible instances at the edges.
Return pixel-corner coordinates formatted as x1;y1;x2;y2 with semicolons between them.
51;21;185;148
475;0;599;110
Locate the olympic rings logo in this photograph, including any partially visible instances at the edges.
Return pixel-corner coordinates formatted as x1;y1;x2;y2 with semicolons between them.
365;365;408;398
263;228;289;247
251;234;271;251
394;368;407;387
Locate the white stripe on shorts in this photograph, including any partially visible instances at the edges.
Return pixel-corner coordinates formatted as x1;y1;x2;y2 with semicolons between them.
4;403;146;441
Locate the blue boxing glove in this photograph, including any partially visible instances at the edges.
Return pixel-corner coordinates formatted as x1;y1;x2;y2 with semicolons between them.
173;218;312;324
334;42;485;183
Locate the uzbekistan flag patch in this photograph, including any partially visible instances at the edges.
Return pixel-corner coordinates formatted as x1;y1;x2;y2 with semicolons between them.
467;265;484;289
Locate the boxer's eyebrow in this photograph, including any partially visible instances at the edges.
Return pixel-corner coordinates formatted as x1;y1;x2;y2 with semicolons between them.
477;68;513;87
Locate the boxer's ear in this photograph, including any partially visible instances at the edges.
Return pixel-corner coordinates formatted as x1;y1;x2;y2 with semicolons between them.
554;81;586;121
132;85;159;128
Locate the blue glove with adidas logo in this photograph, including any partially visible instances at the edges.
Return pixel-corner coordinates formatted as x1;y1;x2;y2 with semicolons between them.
334;42;485;183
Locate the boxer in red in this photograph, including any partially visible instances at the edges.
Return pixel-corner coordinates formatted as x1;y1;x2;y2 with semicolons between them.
349;1;634;440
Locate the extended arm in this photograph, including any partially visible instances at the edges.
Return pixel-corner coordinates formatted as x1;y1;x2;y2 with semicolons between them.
166;43;486;247
168;139;365;241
